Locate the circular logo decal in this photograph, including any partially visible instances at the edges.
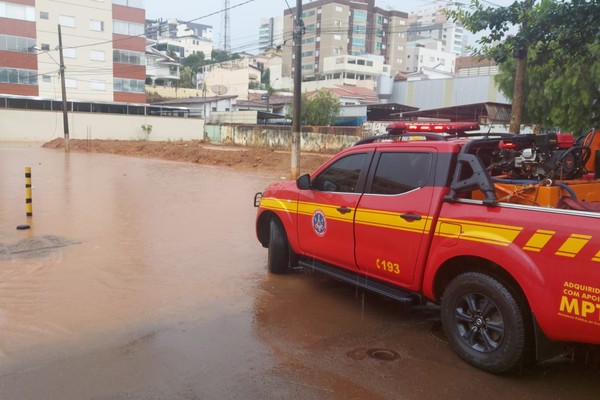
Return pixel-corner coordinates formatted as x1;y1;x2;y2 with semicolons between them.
312;210;327;237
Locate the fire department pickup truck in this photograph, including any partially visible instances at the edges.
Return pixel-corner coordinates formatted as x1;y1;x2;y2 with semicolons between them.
253;122;600;373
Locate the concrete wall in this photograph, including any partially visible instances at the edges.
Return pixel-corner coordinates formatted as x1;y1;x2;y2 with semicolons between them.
206;124;361;152
0;109;204;142
391;75;511;109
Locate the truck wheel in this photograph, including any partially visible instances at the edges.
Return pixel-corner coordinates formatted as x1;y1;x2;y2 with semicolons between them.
441;272;527;374
268;218;289;274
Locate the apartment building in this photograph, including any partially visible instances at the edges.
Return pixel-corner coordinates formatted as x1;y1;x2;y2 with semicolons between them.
258;16;284;52
0;0;146;103
407;0;467;56
282;0;409;83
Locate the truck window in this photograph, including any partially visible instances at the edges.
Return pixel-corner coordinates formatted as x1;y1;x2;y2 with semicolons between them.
370;152;432;195
312;153;368;193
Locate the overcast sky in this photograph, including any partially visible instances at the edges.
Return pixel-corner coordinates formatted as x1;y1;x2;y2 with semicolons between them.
145;0;431;53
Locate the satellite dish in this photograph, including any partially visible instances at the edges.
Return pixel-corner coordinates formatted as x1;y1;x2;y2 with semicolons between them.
211;85;228;95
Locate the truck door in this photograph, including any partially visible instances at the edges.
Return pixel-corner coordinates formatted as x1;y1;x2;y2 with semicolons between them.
355;148;437;286
297;150;372;270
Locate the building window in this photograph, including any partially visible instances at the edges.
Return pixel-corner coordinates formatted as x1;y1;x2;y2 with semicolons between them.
59;15;76;28
113;49;145;65
113;20;144;36
0;2;35;21
90;80;106;91
41;43;50;51
40;11;49;19
114;78;145;93
335;6;342;12
90;50;106;61
42;75;51;82
63;48;76;58
353;10;367;23
0;34;36;53
65;78;77;88
334;34;341;41
90;19;105;32
0;67;38;85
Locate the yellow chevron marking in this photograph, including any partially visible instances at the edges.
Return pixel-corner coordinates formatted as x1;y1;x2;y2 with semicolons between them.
592;250;600;263
556;234;592;258
437;218;522;247
523;229;556;252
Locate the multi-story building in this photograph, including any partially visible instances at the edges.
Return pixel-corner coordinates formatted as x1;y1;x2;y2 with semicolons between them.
258;16;283;52
0;0;146;103
282;0;408;83
407;0;467;56
404;38;456;74
145;19;212;41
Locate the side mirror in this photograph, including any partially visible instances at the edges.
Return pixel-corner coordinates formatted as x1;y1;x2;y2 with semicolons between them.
296;174;311;190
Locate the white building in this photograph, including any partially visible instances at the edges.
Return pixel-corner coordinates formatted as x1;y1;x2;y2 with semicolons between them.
404;39;457;74
145;46;180;86
258;17;284;53
198;58;261;101
407;0;468;56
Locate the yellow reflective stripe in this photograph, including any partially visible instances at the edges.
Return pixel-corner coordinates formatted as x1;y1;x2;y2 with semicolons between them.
260;197;297;213
297;201;354;223
355;208;433;234
556;234;592;258
437;217;522;247
262;199;598;259
523;229;556;252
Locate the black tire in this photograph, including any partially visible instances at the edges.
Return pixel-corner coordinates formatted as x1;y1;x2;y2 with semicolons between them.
441;272;527;374
268;218;289;274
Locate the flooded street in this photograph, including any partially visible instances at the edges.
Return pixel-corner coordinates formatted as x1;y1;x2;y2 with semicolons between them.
0;143;598;399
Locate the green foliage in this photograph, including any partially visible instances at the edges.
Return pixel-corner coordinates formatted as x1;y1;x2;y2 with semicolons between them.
182;52;206;70
211;49;240;63
261;68;270;85
178;65;195;88
288;90;341;126
449;0;600;132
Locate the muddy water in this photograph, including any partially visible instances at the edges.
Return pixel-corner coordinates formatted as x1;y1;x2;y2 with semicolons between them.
0;143;598;399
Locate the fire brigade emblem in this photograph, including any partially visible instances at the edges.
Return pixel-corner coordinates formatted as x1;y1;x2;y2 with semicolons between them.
312;210;327;237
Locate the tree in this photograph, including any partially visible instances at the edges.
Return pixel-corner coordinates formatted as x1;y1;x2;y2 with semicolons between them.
261;68;271;86
182;52;206;70
449;0;600;133
179;65;195;88
288;90;341;126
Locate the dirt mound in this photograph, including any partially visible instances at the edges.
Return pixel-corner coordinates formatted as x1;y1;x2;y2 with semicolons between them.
42;138;333;175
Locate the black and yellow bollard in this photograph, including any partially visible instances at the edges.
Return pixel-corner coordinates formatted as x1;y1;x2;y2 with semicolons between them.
25;166;32;216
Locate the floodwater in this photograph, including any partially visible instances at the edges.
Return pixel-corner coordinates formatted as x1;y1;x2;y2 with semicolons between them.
0;143;598;399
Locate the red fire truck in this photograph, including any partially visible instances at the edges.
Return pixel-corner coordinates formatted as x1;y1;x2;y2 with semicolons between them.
254;122;600;373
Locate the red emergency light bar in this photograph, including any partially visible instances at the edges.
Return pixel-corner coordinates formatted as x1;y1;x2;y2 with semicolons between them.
386;122;480;135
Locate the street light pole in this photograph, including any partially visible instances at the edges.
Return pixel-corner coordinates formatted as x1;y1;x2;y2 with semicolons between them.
58;24;70;152
291;0;304;180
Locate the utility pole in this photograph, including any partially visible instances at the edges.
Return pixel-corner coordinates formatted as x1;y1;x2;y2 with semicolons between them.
509;45;527;134
509;0;534;134
291;0;304;180
58;24;70;152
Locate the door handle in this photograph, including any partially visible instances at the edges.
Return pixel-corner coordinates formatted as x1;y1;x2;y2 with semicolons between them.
337;206;352;214
401;214;422;221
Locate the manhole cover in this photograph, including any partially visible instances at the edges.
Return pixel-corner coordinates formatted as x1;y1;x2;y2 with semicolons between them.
366;348;400;362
